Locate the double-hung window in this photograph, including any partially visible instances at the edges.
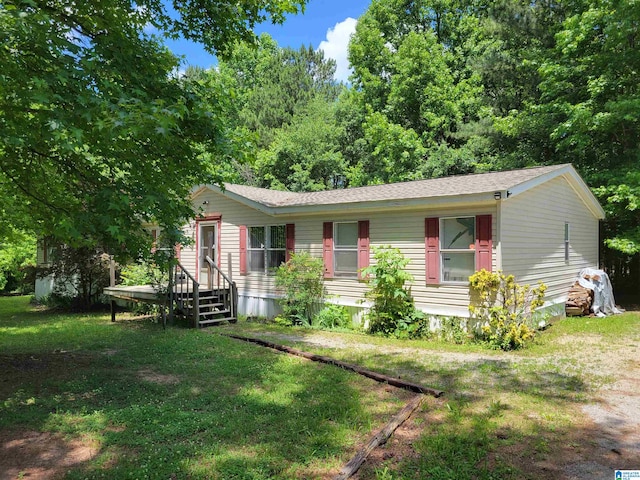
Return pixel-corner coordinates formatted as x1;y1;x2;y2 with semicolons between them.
440;217;476;283
334;222;358;277
322;220;370;279
248;225;286;274
425;214;492;285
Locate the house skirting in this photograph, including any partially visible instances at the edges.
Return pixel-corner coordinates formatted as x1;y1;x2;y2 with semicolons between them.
238;291;566;330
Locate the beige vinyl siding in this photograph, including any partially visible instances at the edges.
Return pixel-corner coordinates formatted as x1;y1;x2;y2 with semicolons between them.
186;189;497;317
500;176;599;305
183;190;280;294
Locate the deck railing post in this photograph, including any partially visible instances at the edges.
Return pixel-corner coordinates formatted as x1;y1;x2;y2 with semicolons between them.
167;262;174;326
193;283;200;328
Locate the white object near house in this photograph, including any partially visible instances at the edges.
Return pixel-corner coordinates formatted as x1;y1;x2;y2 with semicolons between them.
176;163;604;321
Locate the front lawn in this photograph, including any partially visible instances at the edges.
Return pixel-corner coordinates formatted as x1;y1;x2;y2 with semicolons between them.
2;296;639;479
0;297;412;479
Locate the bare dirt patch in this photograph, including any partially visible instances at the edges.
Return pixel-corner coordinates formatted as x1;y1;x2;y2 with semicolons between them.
136;368;180;385
0;430;97;480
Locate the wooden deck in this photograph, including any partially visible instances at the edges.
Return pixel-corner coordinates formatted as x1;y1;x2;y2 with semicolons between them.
103;285;166;304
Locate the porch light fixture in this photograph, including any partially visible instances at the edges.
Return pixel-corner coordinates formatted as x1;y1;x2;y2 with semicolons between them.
493;191;502;200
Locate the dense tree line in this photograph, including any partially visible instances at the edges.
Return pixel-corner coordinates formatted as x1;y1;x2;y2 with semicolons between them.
1;0;638;295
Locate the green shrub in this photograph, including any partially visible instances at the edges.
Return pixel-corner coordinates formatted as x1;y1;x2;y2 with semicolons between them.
362;246;422;337
275;251;325;326
314;303;352;329
406;312;432;340
438;316;468;344
0;229;36;294
120;261;164;287
469;269;546;350
120;261;165;315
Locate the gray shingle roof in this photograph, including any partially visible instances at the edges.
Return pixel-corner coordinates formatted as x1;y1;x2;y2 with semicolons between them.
222;164;570;208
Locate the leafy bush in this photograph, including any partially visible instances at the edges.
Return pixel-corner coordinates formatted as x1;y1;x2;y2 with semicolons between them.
37;245;111;311
469;269;546;350
120;261;166;315
438;316;468;344
120;261;165;287
406;312;432;340
314;303;351;329
275;251;325;326
0;229;36;293
362;246;422;337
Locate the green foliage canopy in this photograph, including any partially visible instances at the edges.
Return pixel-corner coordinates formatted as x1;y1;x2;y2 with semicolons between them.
0;0;305;259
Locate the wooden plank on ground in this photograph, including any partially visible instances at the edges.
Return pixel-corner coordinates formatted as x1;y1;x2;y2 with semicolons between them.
335;394;426;480
224;334;444;398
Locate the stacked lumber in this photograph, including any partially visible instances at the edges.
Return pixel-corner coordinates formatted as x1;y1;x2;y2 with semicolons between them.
565;281;594;316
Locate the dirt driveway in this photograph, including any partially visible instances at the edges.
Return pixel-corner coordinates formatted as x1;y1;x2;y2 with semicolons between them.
252;327;640;479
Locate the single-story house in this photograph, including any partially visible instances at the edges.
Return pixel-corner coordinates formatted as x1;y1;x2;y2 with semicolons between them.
177;163;604;321
36;163;604;324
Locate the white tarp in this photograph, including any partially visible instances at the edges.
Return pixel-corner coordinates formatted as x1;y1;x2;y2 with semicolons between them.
576;268;623;317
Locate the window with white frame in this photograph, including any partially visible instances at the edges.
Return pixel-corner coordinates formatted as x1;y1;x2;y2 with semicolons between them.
441;217;475;283
334;222;358;277
248;225;286;274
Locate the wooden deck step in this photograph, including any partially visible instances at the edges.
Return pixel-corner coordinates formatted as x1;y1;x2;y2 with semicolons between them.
199;309;231;318
199;317;236;326
199;302;226;310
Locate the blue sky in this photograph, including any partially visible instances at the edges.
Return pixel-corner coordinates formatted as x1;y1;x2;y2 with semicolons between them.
163;0;372;82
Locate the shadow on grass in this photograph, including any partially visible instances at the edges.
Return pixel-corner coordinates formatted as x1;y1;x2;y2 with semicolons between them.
0;297;409;479
229;326;640;479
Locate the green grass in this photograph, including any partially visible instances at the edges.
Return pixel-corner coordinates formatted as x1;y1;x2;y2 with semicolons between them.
0;297;411;479
225;311;640;479
3;296;639;479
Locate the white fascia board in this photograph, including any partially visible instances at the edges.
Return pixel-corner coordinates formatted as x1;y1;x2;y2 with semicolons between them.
564;172;606;219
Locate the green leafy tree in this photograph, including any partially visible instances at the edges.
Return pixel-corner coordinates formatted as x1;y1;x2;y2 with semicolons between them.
0;0;306;260
346;0;486;183
222;37;341;150
256;98;347;191
347;112;426;187
0;228;36;293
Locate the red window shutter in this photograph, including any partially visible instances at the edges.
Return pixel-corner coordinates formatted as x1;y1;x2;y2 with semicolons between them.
323;222;334;278
285;223;295;262
475;215;492;272
425;217;440;285
357;220;370;280
239;225;247;275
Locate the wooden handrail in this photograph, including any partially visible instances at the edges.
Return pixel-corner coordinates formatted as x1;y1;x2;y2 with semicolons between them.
205;255;237;320
204;256;233;286
171;259;200;328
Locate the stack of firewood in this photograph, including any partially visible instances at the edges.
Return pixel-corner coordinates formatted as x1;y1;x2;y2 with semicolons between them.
565;281;594;316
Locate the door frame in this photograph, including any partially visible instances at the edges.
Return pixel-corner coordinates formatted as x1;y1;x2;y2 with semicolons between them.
195;214;221;282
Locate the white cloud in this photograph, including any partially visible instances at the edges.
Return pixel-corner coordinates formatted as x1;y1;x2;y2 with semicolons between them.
318;17;357;83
